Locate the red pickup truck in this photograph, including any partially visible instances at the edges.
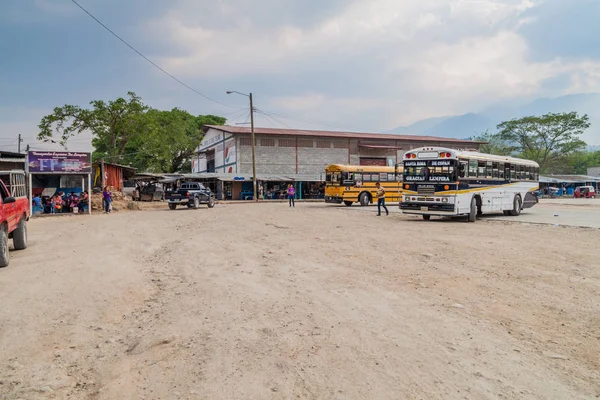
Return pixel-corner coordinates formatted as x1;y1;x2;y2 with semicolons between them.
0;178;29;267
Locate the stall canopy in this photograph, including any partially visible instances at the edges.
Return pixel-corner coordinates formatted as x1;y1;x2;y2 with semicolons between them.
130;173;325;182
540;175;600;184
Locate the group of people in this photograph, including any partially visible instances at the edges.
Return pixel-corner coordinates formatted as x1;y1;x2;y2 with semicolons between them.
32;191;89;214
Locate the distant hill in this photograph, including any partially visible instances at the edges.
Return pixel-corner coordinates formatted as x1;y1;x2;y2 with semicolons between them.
390;93;600;145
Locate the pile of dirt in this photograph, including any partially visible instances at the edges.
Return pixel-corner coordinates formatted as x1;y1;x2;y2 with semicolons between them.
90;191;133;212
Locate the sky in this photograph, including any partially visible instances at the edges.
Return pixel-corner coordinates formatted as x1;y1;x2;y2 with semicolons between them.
1;0;599;152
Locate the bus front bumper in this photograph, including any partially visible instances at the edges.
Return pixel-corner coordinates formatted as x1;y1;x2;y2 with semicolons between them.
400;202;456;215
325;196;344;204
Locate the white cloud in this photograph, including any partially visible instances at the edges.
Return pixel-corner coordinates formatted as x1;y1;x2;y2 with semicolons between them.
138;0;600;128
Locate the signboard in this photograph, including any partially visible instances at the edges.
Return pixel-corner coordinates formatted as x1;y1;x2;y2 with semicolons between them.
27;151;92;174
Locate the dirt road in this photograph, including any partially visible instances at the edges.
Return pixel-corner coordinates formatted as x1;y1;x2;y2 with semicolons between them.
1;204;599;399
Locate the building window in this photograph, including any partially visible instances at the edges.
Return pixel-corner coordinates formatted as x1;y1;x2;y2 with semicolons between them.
279;139;295;147
261;138;275;147
239;137;253;146
333;141;347;149
316;140;331;149
298;139;313;148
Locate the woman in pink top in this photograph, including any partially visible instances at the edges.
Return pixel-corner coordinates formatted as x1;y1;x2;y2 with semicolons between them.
287;184;295;208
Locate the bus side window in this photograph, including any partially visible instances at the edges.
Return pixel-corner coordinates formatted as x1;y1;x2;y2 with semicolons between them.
486;161;493;178
388;173;395;181
492;162;499;178
468;160;477;177
353;173;362;182
379;173;388;182
459;161;467;178
362;174;371;182
499;163;505;179
510;165;516;180
477;161;486;178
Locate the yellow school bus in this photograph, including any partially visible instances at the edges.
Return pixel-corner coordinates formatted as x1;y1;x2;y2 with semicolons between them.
324;164;403;206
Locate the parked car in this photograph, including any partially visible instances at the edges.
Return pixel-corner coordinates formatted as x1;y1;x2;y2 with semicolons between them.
166;182;215;210
0;178;30;267
574;186;596;198
122;180;137;198
139;184;164;201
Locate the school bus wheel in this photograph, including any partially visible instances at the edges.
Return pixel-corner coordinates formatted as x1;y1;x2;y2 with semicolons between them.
359;192;370;206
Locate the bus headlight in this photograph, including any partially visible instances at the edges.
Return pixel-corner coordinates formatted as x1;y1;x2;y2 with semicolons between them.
442;198;449;203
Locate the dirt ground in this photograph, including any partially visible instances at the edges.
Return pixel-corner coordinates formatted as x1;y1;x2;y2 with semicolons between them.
1;203;599;400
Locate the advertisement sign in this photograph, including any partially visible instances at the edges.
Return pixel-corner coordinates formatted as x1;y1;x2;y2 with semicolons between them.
27;151;92;174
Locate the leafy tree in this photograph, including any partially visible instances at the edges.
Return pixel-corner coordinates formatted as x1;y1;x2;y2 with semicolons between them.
38;92;227;173
130;110;226;173
568;150;600;175
38;92;148;159
496;112;589;173
470;130;515;156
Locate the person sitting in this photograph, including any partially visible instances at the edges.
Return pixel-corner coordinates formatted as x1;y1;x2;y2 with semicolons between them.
52;193;63;214
32;194;42;207
69;192;80;212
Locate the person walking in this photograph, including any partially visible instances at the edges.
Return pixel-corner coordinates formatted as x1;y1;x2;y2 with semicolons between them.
287;184;295;207
103;186;112;213
375;182;388;216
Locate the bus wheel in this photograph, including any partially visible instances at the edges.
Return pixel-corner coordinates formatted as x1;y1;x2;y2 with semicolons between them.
509;195;522;216
503;210;510;216
359;192;370;206
422;215;431;221
344;201;353;207
468;197;477;222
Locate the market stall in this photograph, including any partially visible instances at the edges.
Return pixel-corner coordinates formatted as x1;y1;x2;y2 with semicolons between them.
27;151;92;215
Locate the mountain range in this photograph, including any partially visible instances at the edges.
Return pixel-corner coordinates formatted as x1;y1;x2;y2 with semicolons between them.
390;93;600;146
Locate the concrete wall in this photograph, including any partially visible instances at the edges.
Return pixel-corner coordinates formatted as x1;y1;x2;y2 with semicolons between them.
588;167;600;176
201;131;480;177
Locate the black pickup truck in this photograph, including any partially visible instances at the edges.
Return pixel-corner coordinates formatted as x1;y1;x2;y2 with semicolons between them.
166;182;216;210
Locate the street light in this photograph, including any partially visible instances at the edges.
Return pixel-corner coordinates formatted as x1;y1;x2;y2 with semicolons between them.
226;91;257;202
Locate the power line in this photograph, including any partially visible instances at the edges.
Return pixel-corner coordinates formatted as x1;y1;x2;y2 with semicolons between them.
69;0;241;110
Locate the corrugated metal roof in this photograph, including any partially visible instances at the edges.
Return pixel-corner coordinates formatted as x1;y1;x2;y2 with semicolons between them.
540;175;600;183
203;125;483;145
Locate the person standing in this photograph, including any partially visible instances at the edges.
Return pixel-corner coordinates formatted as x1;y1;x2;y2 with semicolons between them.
375;182;388;216
287;184;295;208
259;183;264;200
103;186;112;213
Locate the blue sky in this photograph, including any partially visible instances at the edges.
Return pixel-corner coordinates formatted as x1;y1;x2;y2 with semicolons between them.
1;0;599;152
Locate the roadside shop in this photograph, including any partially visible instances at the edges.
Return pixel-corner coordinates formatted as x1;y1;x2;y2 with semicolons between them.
27;151;92;216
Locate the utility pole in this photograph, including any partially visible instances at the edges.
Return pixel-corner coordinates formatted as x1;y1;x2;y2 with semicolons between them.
18;134;23;153
26;144;30;153
226;90;258;202
249;92;257;203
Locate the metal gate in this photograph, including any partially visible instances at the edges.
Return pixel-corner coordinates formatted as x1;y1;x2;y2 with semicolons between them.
10;171;27;198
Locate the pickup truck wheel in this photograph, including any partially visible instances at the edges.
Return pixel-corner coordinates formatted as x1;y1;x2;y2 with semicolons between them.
193;197;200;209
0;227;9;268
13;217;27;250
168;203;177;210
207;197;215;208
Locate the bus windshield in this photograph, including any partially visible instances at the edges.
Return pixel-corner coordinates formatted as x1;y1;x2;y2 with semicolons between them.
404;160;457;182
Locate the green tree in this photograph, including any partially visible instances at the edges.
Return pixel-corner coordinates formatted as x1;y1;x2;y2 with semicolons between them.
38;92;148;159
568;150;600;175
38;93;227;173
470;130;515;156
496;112;589;173
130;110;225;173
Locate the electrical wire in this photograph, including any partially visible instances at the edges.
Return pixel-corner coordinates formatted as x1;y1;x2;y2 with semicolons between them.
70;0;241;110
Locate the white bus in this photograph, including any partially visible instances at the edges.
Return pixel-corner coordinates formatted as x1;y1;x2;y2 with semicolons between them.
400;147;539;222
